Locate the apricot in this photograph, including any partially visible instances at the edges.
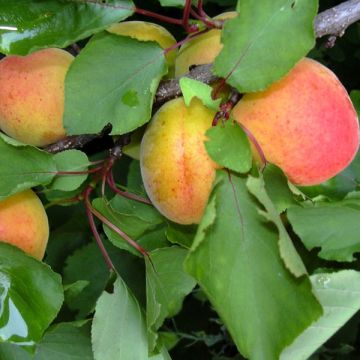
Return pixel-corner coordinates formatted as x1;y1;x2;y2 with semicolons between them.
0;48;74;147
0;190;49;260
140;97;217;224
107;21;178;74
175;12;237;76
232;58;359;186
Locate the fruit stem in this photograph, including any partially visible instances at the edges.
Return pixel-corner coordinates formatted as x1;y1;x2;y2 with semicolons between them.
43;195;82;209
190;1;219;29
84;186;116;271
240;124;268;166
107;171;152;205
212;90;241;126
88;197;150;259
164;28;210;55
182;0;199;33
134;7;183;26
90;159;107;165
197;0;207;18
190;11;216;29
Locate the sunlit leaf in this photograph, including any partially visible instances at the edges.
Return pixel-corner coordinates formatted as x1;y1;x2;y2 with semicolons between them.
0;0;134;55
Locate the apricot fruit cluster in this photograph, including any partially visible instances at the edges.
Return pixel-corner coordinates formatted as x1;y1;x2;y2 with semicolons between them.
140;19;359;225
0;49;70;258
0;190;49;260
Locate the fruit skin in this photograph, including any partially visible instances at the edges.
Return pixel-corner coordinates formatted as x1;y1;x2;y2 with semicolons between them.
0;48;74;147
0;190;49;260
140;98;217;224
233;58;359;186
175;12;237;76
107;21;178;74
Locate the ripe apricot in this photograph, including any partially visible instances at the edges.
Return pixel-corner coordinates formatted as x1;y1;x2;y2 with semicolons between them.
140;98;217;224
0;48;74;147
0;190;49;260
233;58;359;186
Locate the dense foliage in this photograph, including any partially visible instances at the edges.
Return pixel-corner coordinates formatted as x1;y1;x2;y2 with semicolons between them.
0;0;359;359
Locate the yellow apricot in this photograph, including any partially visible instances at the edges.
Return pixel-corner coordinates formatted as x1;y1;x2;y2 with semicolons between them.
0;190;49;260
0;48;74;147
107;21;178;73
140;97;217;224
233;58;359;186
175;12;237;76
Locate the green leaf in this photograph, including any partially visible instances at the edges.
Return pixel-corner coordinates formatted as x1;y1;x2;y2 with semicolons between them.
262;164;298;213
43;187;84;206
350;90;360;117
150;347;172;360
281;271;360;360
146;247;197;352
0;243;63;346
185;171;322;360
299;167;358;200
0;0;134;55
137;226;170;253
287;194;360;262
0;342;31;360
63;242;146;318
63;242;114;318
0;134;55;199
180;78;221;110
213;0;318;92
50;150;90;192
64;33;167;136
166;223;197;248
347;147;360;183
35;322;93;360
93;196;165;256
92;276;171;360
247;174;307;278
158;0;195;7
64;281;90;306
45;214;90;273
126;160;147;196
205;120;252;173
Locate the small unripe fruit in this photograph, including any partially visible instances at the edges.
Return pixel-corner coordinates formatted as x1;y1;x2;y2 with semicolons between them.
0;48;74;147
140;98;217;224
233;58;359;186
0;190;49;260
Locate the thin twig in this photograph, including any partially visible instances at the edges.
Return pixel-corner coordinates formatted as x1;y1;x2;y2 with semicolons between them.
45;123;112;153
155;63;216;105
315;0;360;38
84;186;116;271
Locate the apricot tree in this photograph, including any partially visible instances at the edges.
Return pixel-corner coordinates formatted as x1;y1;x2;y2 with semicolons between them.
0;1;360;360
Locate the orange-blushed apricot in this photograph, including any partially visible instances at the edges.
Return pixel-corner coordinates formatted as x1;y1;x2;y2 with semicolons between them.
233;58;359;186
0;190;49;260
0;48;74;146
